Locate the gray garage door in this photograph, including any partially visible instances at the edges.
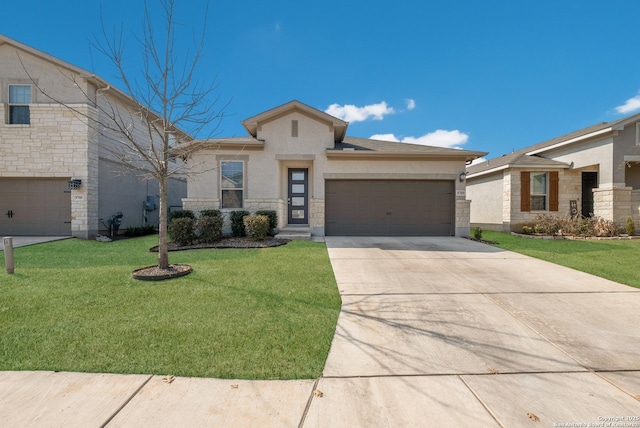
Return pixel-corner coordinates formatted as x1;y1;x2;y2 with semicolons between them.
325;180;454;236
0;179;72;236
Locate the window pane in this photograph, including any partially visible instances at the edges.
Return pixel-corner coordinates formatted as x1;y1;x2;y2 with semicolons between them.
291;197;305;207
291;210;305;219
9;106;30;124
291;184;305;193
221;161;243;189
531;173;547;194
531;195;546;211
9;85;31;103
222;190;243;208
291;171;305;180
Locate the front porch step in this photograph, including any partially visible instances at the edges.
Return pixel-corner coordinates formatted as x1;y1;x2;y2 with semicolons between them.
275;227;312;241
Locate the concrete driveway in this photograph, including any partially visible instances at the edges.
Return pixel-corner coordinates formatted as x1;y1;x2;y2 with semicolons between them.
2;236;640;427
306;237;640;427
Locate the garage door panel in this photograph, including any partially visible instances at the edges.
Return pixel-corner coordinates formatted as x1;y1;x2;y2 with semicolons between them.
325;180;454;236
0;179;71;236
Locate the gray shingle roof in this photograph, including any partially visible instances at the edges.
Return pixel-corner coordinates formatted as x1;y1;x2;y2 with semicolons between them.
331;137;487;160
466;113;640;176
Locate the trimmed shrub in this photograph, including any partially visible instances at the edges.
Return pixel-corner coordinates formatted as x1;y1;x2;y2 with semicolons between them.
522;225;533;234
124;225;156;237
255;210;277;235
471;227;483;240
230;210;250;237
168;210;195;223
200;209;222;218
168;217;195;246
198;215;223;243
243;214;270;241
626;216;636;236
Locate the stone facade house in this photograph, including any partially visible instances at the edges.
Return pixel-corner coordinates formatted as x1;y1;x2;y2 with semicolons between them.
466;113;640;232
177;100;486;238
0;35;186;238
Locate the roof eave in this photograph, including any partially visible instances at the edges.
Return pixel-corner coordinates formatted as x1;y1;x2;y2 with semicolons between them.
526;127;613;156
326;150;487;161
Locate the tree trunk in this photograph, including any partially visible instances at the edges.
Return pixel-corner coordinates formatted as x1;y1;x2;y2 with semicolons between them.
158;177;169;269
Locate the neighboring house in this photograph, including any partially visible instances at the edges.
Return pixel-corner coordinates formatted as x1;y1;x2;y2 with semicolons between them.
177;100;486;237
466;112;640;232
0;35;187;238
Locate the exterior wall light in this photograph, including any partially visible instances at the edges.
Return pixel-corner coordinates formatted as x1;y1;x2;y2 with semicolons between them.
459;172;467;182
68;179;82;190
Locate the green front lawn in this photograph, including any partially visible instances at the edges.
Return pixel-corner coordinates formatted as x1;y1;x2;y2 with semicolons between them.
0;237;341;379
483;231;640;289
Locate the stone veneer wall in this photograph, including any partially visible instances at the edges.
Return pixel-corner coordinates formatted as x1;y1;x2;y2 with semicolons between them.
456;200;471;237
593;186;632;226
0;103;98;239
632;190;640;228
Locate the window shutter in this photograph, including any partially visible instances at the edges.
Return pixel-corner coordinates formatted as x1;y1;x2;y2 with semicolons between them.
549;171;559;211
521;172;530;212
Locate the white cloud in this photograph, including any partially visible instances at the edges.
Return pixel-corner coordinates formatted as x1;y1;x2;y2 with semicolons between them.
406;99;416;110
468;157;486;166
325;102;395;123
615;92;640;114
371;129;469;149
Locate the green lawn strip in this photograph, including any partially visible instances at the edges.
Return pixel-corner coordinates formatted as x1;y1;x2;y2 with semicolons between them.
482;231;640;289
0;237;341;379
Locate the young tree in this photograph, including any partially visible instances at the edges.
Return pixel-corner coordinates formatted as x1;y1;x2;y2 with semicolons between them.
24;0;225;271
94;0;225;270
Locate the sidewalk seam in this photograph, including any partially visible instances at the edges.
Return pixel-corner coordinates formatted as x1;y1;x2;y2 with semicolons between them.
101;374;153;427
297;377;320;428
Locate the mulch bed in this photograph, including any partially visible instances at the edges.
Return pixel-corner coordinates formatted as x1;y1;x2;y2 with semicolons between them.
149;236;290;252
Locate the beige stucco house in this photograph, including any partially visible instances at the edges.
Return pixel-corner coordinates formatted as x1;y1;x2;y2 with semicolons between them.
0;35;186;238
466;113;640;232
178;100;486;237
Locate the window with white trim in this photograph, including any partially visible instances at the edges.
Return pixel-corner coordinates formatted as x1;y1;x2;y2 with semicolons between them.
221;161;244;208
530;172;548;210
8;84;31;124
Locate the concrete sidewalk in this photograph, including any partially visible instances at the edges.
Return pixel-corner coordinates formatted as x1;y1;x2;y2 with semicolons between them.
0;236;71;251
1;237;639;427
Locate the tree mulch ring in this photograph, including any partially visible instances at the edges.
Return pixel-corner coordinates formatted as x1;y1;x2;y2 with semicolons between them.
132;264;193;281
149;236;289;252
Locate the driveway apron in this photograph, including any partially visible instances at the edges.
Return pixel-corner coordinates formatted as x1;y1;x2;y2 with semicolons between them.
304;237;640;427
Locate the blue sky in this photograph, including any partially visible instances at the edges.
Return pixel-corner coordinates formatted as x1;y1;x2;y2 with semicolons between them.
4;0;640;160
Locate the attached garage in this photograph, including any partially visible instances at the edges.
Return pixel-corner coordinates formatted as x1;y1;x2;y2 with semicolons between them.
325;179;455;236
0;179;72;236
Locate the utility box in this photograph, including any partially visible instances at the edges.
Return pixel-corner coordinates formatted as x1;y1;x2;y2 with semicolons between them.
145;195;156;211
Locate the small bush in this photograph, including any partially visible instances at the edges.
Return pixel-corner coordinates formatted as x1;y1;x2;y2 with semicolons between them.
626;216;635;236
255;210;277;235
168;217;195;246
168;210;195;223
230;210;250;237
522;226;533;234
243;215;270;241
200;209;222;218
593;217;620;237
471;227;483;240
198;215;223;243
124;225;156;237
531;214;622;237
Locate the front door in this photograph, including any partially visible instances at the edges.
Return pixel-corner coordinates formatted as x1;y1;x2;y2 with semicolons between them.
288;169;308;225
581;172;598;217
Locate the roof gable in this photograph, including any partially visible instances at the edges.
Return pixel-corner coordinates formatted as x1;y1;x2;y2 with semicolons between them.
242;100;348;142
